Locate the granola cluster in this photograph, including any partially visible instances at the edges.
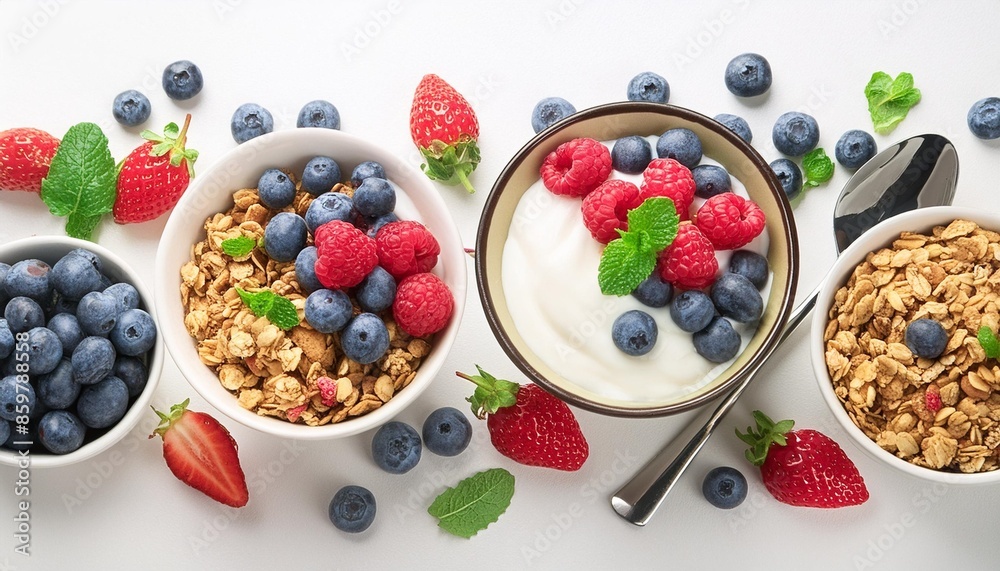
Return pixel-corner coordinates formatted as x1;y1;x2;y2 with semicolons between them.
180;182;430;425
824;219;1000;473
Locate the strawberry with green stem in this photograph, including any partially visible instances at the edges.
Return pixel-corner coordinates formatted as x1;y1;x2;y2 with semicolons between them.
409;74;480;193
0;127;60;193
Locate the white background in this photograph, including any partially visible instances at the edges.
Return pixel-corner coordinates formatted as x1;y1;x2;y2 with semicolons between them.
0;1;997;569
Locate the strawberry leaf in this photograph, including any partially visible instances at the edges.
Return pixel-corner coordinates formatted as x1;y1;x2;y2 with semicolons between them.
40;122;117;241
428;468;515;538
458;366;519;418
736;410;795;466
420;138;480;193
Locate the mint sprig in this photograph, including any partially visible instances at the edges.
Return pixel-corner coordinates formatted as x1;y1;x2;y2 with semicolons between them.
802;148;835;189
865;71;921;134
597;197;679;296
40;123;117;241
978;326;1000;359
221;236;256;257
235;288;300;330
427;468;515;538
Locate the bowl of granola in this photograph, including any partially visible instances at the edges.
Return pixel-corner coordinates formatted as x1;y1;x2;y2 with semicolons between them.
154;129;466;439
813;206;1000;484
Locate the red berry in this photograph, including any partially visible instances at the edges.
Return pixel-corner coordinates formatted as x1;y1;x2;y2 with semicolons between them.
695;193;766;250
409;74;480;193
316;376;338;407
392;272;454;337
581;179;643;243
375;220;440;279
314;220;378;290
640;158;696;218
659;224;719;290
114;115;198;224
925;385;942;413
0;127;60;193
539;138;612;197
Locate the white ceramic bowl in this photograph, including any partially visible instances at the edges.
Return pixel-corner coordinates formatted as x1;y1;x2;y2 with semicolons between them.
155;129;466;440
0;236;163;468
811;206;1000;485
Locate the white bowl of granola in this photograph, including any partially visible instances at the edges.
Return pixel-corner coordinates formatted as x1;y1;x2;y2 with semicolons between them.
154;129;466;440
812;206;1000;484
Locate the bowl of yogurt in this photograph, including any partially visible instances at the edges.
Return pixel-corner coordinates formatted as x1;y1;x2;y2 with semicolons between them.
476;102;799;416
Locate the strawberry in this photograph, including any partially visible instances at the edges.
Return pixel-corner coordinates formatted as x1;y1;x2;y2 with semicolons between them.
409;74;480;193
737;410;869;508
150;399;249;508
114;114;198;224
0;127;60;193
457;366;589;471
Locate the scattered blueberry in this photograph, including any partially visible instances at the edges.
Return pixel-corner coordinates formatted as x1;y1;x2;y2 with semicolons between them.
366;213;399;239
531;97;576;133
769;158;803;200
76;291;118;336
656;128;702;168
37;360;80;410
0;320;12;359
294;246;323;294
356;267;396;314
302;156;342;195
103;283;139;315
422;407;472;457
113;356;148;399
611;136;653;174
112;90;151;127
714;113;753;143
257;169;297;210
371;421;421;474
0;375;33;422
4;259;52;302
263;212;308;262
835;130;877;169
38;410;86;454
353;178;396;219
631;274;673;308
305;192;355;234
5;296;45;333
692;164;733;198
612;310;658;356
711;273;763;323
304;289;353;334
702;466;748;509
230;103;274;144
968;97;1000;140
25;326;62;375
693;317;741;363
51;251;103;300
724;53;772;97
329;485;376;533
72;336;116;386
905;318;948;359
772;112;820;157
670;291;715;333
351;161;386;187
728;250;769;290
627;71;670;103
76;376;128;429
340;313;390;364
162;60;204;100
110;309;156;357
297;99;341;130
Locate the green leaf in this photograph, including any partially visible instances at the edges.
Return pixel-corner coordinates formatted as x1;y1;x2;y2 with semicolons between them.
460;366;519;417
420;138;480;193
428;468;515;539
626;197;679;252
40;122;117;241
266;295;300;330
735;410;795;467
801;148;835;189
978;326;1000;359
597;239;657;296
221;236;256;257
864;71;921;134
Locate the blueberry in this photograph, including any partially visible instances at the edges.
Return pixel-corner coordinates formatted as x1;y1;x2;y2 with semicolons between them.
531;97;576;133
69;248;103;273
612;310;657;356
631;274;672;308
366;213;399;239
656;128;702;168
692;164;733;198
230;103;274;144
669;291;715;333
162;60;204;101
37;360;79;410
38;410;86;454
968;97;1000;139
422;407;472;457
51;251;103;300
341;313;390;364
835;130;877;169
356;267;396;314
72;336;116;386
5;296;45;333
109;309;156;357
53;296;78;316
627;71;670;103
353;178;396;219
905;318;948;359
98;274;113;291
263;212;307;262
4;259;51;302
113;356;148;399
728;250;769;290
0;375;33;422
103;282;139;315
112;89;151;127
24;327;61;375
328;485;376;533
772;112;820;157
714;113;753;143
693;317;741;363
76;376;128;429
769;158;803;200
2;419;34;452
371;421;421;474
0;263;9;307
304;289;353;334
702;466;748;509
611;136;653;174
76;291;118;336
0;320;12;359
257;169;297;210
302;156;342;195
294;246;323;294
711;273;763;323
351;161;387;187
0;419;8;447
297;99;340;130
305;192;355;234
724;53;772;97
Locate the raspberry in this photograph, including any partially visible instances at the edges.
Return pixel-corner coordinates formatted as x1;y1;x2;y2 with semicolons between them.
695;193;766;250
286;404;307;423
659;223;719;290
581;179;643;243
640;158;696;218
314;220;378;290
317;376;338;407
925;385;942;413
375;220;441;279
540;137;612;197
393;272;454;337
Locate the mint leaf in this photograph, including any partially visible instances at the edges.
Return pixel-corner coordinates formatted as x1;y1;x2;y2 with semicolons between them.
626;197;679;252
865;71;921;134
597;239;657;296
221;236;256;257
40;122;117;241
266;296;300;330
428;468;515;538
978;326;1000;359
236;288;275;316
802;148;835;189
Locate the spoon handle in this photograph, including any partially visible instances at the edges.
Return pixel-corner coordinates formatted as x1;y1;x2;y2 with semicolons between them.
611;282;822;526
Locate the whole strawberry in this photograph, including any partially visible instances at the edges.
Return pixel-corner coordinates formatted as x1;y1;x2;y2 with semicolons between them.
0;127;60;193
457;366;589;471
114;114;198;224
737;410;869;508
409;74;480;193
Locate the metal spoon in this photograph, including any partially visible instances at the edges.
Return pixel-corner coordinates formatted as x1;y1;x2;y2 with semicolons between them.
611;134;958;526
